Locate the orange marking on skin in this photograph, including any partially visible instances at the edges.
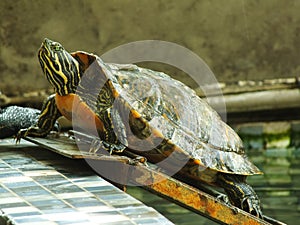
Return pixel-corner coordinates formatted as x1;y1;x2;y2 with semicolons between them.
112;89;119;98
71;51;95;70
193;159;201;165
131;109;141;119
55;93;105;132
162;113;169;120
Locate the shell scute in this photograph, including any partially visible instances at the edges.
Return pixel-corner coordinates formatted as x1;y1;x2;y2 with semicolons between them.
74;54;261;175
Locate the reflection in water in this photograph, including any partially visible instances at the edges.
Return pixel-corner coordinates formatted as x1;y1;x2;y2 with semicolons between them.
239;122;300;225
127;122;300;225
243;148;299;225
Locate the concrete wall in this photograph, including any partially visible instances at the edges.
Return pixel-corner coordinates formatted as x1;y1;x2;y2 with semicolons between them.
1;0;300;96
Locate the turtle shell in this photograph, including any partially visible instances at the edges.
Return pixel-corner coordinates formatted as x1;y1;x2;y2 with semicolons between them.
74;52;261;176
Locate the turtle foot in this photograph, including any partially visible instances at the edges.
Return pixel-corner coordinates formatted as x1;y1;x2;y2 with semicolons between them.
15;127;49;144
242;195;263;218
122;150;148;166
216;193;230;204
89;138;126;155
15;128;29;143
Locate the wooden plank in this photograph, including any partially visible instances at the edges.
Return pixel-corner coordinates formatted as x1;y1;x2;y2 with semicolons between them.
23;132;286;225
23;132;102;159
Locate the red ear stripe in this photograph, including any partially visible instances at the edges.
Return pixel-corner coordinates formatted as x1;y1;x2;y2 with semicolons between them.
71;51;96;71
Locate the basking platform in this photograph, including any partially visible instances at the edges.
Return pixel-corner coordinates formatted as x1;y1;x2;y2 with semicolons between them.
0;132;286;225
0;139;174;225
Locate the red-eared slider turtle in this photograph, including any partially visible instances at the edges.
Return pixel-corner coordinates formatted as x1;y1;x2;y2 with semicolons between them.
17;38;263;217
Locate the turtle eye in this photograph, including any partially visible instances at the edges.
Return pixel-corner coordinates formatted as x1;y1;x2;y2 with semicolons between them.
51;43;63;52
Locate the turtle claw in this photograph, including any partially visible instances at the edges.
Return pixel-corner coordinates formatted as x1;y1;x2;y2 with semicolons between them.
215;193;240;215
241;196;263;218
89;139;126;155
216;193;230;204
130;156;148;166
15;128;29;144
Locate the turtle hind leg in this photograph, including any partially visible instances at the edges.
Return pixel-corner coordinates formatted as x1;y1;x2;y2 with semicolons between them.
216;173;263;218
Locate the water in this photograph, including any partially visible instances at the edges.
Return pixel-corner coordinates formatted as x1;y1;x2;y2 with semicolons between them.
127;121;300;225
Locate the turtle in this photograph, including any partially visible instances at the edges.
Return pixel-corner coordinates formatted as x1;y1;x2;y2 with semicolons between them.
17;38;263;217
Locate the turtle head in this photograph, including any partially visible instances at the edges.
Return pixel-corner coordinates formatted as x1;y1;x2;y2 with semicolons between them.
38;38;80;95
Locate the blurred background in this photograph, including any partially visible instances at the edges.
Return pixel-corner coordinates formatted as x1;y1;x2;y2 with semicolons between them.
1;1;300;225
1;0;300;95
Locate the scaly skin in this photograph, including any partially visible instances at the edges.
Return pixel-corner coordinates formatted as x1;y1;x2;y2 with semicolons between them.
16;95;62;141
0;106;40;138
0;105;59;139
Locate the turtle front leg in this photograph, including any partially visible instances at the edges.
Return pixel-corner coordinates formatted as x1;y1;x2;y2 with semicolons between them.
216;173;263;218
16;94;61;142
